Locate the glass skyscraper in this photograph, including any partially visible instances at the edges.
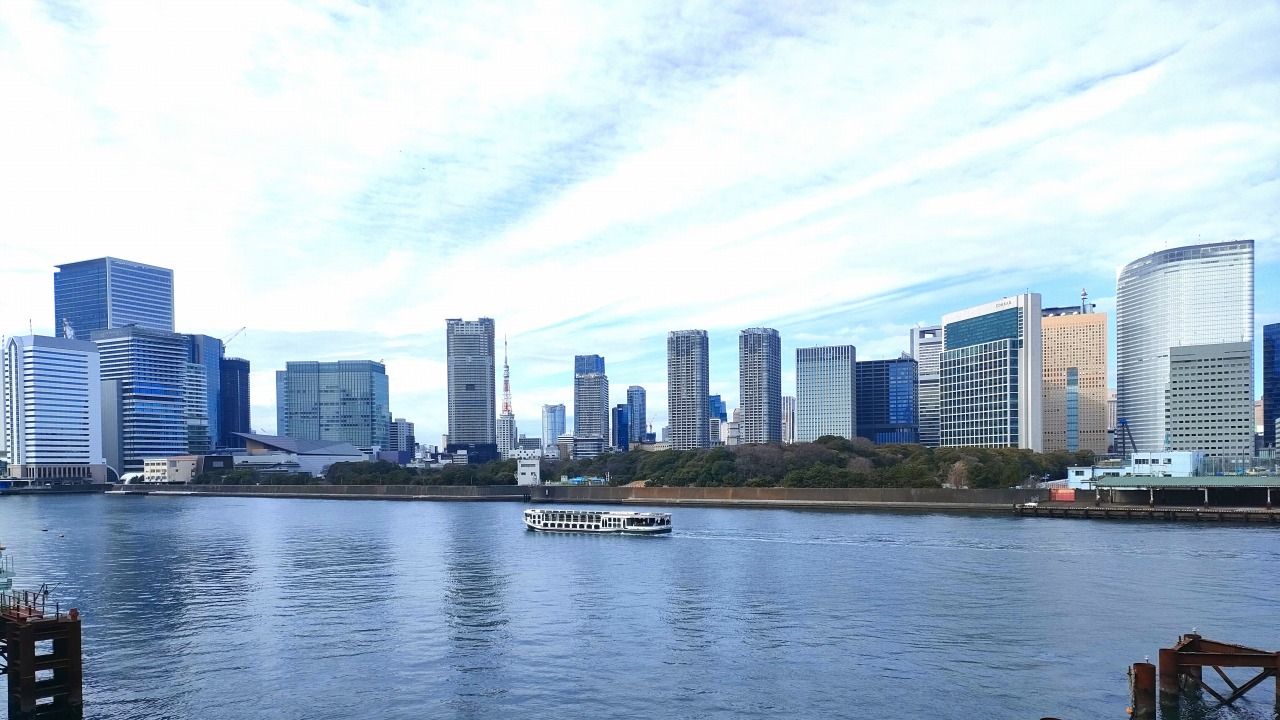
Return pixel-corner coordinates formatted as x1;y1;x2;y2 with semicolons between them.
573;355;609;442
739;328;782;444
93;326;189;474
219;357;251;448
795;345;856;443
541;404;566;452
909;326;942;447
667;330;710;450
1265;323;1279;448
276;361;391;450
856;356;919;444
4;335;105;481
940;294;1043;450
54;257;174;338
626;385;647;442
1115;240;1253;454
185;334;224;450
611;404;630;451
445;318;497;456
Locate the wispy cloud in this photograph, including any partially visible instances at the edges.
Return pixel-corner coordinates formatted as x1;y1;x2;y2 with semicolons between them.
1;0;1276;442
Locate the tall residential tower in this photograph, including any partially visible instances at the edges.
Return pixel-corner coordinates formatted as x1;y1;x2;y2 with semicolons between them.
739;328;782;444
667;330;710;450
573;354;609;443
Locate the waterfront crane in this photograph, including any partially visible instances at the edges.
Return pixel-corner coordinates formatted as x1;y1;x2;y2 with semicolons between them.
223;326;246;345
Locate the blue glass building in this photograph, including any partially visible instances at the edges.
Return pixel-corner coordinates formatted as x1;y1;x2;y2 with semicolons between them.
92;326;189;474
276;361;391;450
186;334;224;449
219;357;251;449
611;404;630;452
575;354;605;375
1265;323;1279;448
55;257;174;338
855;356;919;444
708;395;728;422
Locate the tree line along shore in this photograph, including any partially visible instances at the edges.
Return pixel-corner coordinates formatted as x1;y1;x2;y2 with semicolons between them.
193;436;1095;490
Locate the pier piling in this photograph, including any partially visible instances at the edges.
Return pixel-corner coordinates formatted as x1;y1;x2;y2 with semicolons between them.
1128;661;1156;718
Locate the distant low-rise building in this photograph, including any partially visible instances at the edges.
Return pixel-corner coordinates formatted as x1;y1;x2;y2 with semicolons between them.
231;433;367;477
516;457;541;485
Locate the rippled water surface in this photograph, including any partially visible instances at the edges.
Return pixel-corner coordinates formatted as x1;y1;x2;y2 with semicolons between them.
3;495;1279;719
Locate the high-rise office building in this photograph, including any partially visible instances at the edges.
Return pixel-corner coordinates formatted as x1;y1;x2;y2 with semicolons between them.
446;318;497;461
185;334;224;450
541;404;566;451
3;335;106;482
1116;240;1253;454
940;294;1043;450
856;356;919;444
781;395;795;443
218;357;251;449
795;345;856;443
184;362;210;454
668;330;710;450
1166;342;1253;460
708;395;728;423
910;326;943;448
93;326;189;473
1262;323;1279;449
611;404;630;451
390;418;416;453
626;386;647;442
739;328;782;444
275;361;391;450
54;257;175;337
1041;302;1108;454
573;354;609;442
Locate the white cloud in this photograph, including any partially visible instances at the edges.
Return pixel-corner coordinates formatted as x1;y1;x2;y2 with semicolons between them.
1;0;1276;443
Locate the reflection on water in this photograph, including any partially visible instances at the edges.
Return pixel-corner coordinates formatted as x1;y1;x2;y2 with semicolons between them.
1;496;1278;719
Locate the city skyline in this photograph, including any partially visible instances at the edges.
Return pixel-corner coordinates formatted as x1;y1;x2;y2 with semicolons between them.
2;4;1278;446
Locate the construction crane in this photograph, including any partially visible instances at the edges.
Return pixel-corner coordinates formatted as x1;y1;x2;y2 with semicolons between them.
223;326;246;345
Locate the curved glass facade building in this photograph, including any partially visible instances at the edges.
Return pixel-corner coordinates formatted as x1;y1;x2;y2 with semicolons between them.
1115;240;1253;454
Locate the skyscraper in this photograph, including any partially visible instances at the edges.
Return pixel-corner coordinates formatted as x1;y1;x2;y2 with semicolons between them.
93;326;189;473
910;326;942;448
184;362;210;454
390;418;417;453
573;354;609;442
54;257;175;337
626;385;647;442
781;395;796;443
611;404;630;452
940;294;1043;450
446;318;497;460
1116;240;1253;453
856;356;919;444
4;335;106;482
1041;301;1107;454
185;334;224;450
795;345;856;442
739;328;782;444
218;357;251;449
1265;323;1279;448
541;404;566;452
276;361;391;450
708;395;728;423
1166;342;1253;460
668;330;710;450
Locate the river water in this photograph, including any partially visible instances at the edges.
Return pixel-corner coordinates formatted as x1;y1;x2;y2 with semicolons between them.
1;494;1277;720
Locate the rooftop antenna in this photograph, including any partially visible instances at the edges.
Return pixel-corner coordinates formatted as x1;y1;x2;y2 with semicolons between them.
1081;288;1088;314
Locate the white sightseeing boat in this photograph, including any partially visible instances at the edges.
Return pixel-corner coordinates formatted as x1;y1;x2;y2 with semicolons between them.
524;508;672;534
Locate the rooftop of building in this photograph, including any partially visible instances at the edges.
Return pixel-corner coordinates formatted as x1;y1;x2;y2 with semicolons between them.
234;433;364;456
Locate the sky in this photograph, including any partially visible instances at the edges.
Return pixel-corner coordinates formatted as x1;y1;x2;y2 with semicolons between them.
1;0;1277;446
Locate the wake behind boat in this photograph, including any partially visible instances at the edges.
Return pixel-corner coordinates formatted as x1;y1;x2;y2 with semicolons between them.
524;508;671;534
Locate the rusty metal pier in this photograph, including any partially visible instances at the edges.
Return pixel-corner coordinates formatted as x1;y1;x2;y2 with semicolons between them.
1131;632;1279;714
0;588;82;719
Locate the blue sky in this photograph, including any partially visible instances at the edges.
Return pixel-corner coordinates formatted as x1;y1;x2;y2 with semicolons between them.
1;1;1277;445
